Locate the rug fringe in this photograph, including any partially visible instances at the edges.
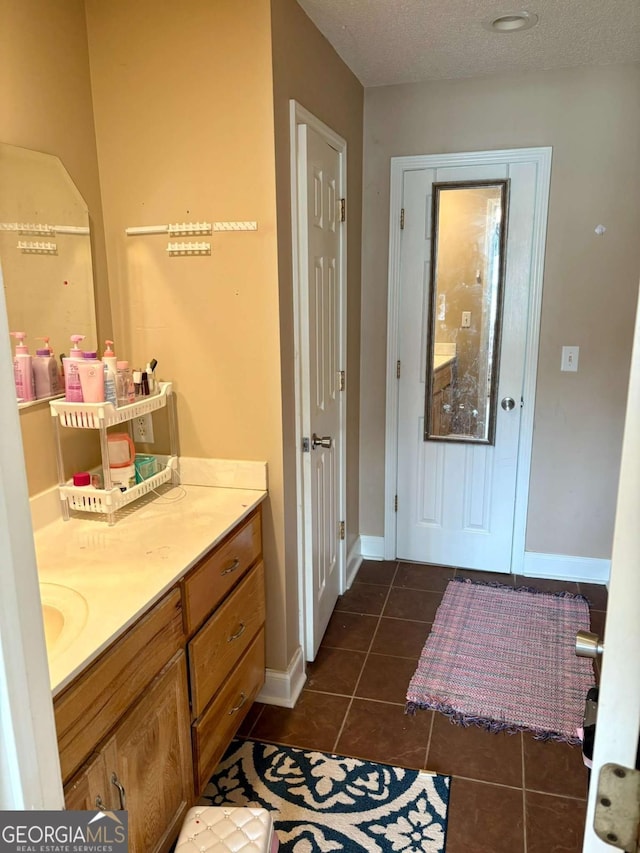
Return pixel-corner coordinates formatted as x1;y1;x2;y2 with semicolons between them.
405;699;583;745
450;575;590;604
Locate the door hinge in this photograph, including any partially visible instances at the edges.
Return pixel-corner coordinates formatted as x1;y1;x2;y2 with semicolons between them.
400;208;405;230
340;198;346;222
339;370;345;391
339;520;345;540
394;495;398;512
302;437;310;452
594;763;640;851
397;360;401;379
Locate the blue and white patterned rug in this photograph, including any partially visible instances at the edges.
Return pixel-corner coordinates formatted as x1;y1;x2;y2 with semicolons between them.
200;739;450;852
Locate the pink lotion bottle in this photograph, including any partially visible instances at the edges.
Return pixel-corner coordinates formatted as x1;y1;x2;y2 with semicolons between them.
78;350;105;403
10;332;35;402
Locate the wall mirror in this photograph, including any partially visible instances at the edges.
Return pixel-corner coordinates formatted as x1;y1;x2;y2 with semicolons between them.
424;179;509;444
0;142;97;407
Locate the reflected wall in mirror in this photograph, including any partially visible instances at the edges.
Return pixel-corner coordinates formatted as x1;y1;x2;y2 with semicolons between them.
425;180;509;444
0;142;97;407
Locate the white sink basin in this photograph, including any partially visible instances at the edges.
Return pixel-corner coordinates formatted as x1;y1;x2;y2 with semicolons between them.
39;582;88;658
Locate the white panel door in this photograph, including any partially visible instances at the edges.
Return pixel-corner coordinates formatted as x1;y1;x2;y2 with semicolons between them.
583;286;640;852
299;124;342;659
396;160;541;572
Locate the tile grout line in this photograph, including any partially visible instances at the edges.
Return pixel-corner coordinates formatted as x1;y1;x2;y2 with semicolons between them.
423;709;435;772
331;562;400;753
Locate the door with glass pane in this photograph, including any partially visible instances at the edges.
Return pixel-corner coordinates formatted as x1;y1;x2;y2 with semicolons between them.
396;155;548;572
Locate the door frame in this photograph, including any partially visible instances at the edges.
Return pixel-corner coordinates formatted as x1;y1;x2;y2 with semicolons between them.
384;147;552;572
0;266;64;808
289;100;347;659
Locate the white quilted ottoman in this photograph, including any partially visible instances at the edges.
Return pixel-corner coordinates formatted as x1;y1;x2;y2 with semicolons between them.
176;807;279;853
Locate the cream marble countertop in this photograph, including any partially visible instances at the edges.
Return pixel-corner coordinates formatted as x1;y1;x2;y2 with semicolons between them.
433;354;456;370
35;484;267;696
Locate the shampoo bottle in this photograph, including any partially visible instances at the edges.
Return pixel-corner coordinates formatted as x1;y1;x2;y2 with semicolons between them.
63;335;85;403
10;332;35;402
33;336;61;399
102;340;118;406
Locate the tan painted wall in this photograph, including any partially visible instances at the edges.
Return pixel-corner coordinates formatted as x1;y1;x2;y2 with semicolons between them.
361;63;640;559
0;0;110;495
84;0;288;669
270;0;364;659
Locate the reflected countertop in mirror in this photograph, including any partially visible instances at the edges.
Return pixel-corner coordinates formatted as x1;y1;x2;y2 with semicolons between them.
0;142;98;408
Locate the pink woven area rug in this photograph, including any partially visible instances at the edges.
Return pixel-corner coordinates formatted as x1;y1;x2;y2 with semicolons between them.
406;579;596;743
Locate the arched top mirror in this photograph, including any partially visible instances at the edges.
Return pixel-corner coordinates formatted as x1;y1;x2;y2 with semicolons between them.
0;141;97;407
424;179;509;444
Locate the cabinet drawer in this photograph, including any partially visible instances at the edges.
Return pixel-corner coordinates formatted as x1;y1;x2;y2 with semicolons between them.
188;561;265;719
192;628;265;794
433;363;452;393
183;509;262;636
55;589;184;783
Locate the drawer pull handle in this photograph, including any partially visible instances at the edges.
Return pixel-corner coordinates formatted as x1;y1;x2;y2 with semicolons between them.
228;691;247;715
221;558;241;576
228;622;246;643
110;773;126;810
95;795;107;810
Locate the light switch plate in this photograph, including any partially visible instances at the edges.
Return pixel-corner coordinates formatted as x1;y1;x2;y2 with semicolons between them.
461;311;471;328
561;345;579;372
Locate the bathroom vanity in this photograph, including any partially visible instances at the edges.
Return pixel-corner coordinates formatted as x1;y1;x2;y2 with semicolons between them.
430;355;457;437
34;482;267;853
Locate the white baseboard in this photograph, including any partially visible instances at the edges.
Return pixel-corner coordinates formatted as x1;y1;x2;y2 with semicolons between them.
523;551;610;585
359;535;385;561
257;645;306;708
346;538;363;588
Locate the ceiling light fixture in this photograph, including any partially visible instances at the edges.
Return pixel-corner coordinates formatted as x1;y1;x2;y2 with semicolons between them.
482;11;539;32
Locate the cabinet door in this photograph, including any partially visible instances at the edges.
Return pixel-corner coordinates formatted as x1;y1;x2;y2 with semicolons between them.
103;652;194;853
64;752;113;811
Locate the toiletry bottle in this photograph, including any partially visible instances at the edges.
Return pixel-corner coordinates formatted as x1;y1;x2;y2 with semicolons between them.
78;350;105;403
33;336;61;399
63;335;85;403
102;340;118;406
145;361;156;396
133;368;143;398
10;332;35;402
116;361;135;405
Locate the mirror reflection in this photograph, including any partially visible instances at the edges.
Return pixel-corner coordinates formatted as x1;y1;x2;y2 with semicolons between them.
0;142;97;406
425;180;509;444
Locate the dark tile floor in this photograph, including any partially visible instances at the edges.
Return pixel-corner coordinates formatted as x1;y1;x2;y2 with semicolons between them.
239;560;606;853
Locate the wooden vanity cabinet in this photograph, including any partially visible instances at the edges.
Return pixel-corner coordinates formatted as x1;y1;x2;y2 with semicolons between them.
57;591;193;853
182;506;266;794
57;503;266;848
431;360;455;436
64;653;192;852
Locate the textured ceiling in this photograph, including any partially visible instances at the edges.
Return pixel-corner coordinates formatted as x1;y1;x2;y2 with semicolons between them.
296;0;640;86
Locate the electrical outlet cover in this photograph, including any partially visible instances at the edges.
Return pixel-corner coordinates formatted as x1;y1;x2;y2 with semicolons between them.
133;413;154;442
